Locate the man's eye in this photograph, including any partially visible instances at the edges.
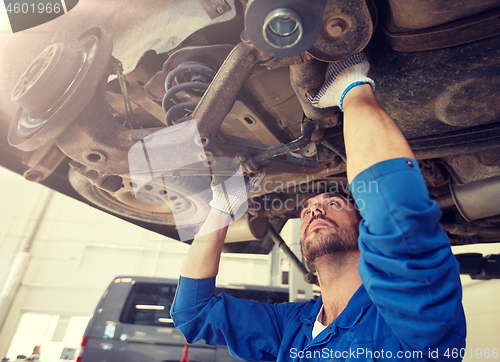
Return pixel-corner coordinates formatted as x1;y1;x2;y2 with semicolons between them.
303;209;311;216
329;200;339;206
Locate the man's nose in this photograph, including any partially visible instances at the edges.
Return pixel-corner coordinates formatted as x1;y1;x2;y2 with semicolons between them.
310;204;324;216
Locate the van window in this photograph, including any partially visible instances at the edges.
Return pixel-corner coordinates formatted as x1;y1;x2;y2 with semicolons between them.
120;283;176;326
119;281;290;327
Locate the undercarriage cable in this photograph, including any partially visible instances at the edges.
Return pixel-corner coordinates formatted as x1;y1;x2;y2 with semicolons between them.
251;120;316;167
112;58;139;128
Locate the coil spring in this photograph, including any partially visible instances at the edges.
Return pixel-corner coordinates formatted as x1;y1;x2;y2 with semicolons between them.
162;60;216;125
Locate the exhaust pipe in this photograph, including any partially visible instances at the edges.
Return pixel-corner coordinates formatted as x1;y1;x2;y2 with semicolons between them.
437;174;500;221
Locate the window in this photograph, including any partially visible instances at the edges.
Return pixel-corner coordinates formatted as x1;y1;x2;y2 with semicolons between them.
119;281;289;327
120;283;176;326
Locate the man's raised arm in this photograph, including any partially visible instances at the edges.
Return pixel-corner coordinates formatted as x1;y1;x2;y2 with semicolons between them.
179;168;266;279
180;208;231;279
342;84;414;182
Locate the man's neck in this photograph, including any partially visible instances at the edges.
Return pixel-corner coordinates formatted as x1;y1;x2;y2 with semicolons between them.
314;250;362;326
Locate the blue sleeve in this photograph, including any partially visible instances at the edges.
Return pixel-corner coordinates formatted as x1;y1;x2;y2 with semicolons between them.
170;276;285;361
350;158;466;359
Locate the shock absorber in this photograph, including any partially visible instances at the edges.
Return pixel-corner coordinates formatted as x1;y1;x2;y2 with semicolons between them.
162;60;217;125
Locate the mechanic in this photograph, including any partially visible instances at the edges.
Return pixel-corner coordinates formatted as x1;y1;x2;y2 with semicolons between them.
170;53;466;361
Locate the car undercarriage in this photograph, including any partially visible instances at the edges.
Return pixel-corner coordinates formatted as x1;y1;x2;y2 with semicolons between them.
1;0;500;280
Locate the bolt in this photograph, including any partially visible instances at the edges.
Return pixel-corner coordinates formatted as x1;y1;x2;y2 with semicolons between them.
25;171;42;182
248;53;255;62
205;157;217;167
238;155;247;162
325;18;347;38
216;4;225;14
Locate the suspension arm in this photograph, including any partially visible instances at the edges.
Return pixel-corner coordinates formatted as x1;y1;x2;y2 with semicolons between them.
187;42;322;173
189;42;267;159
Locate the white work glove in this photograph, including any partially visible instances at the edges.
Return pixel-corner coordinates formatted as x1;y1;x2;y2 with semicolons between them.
209;167;267;217
307;53;375;111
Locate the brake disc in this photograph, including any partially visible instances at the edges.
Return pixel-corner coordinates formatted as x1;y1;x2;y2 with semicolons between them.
8;27;113;151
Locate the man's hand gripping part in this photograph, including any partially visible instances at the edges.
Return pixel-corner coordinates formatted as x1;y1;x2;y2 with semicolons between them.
180;167;266;280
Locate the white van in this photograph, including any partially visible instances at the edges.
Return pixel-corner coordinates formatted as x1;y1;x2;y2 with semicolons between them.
76;276;289;362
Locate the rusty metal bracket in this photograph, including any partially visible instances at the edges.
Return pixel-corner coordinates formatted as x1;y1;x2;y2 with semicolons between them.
382;7;500;52
21;144;67;182
307;0;376;61
198;0;232;19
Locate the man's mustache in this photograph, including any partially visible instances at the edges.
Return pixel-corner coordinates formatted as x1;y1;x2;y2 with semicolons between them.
305;214;339;234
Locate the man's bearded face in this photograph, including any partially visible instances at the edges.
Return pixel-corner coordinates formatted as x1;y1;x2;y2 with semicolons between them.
299;193;360;263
